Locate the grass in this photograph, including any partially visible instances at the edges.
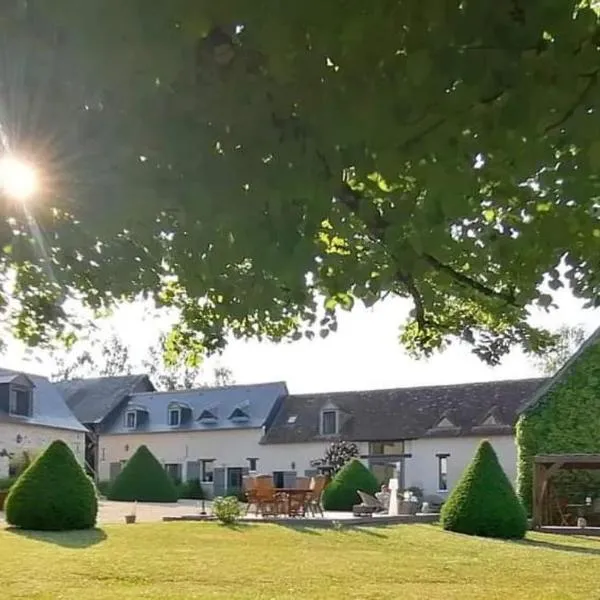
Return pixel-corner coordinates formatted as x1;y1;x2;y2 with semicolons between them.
0;523;599;599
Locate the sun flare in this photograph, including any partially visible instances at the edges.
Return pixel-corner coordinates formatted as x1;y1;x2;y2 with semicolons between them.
0;155;38;200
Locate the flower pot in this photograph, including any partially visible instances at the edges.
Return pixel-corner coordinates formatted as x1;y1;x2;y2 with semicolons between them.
125;514;136;524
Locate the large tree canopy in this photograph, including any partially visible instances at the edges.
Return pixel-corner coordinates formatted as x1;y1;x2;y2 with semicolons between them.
1;1;599;363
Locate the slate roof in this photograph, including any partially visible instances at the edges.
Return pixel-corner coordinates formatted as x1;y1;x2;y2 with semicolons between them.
104;381;288;434
56;374;154;424
518;325;600;414
0;368;87;432
261;378;545;444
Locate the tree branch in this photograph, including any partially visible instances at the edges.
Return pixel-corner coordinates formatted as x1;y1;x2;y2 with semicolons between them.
544;69;599;134
421;253;517;305
336;185;519;307
396;270;427;330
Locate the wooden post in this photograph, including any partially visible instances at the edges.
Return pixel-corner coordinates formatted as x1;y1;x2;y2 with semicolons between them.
533;463;548;529
532;462;541;529
532;460;565;528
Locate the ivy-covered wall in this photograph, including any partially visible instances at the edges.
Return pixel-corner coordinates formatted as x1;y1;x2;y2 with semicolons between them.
516;340;600;514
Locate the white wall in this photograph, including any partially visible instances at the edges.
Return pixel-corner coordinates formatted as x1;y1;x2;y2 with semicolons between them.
99;428;518;500
0;423;86;466
99;432;366;481
404;435;517;498
258;441;369;475
99;428;266;481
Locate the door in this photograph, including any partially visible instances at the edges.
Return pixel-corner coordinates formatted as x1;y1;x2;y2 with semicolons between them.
273;471;285;489
369;461;396;485
186;461;200;482
165;463;182;485
213;467;226;497
227;467;243;494
109;462;121;480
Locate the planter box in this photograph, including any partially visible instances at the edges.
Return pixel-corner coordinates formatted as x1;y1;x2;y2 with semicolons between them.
398;500;419;515
0;490;9;511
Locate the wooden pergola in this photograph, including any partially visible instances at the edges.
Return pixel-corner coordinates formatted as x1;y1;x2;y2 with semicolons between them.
532;454;600;528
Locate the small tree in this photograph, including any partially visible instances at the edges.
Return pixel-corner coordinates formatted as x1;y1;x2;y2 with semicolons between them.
324;441;360;475
108;445;178;503
5;440;98;531
440;440;527;539
322;458;379;511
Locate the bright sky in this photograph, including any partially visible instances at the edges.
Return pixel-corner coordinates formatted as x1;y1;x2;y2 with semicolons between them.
3;286;599;395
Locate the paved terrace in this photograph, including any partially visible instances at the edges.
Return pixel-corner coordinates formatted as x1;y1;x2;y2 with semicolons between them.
1;500;439;526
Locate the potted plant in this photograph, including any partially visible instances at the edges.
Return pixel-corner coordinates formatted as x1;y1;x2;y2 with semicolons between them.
125;501;137;524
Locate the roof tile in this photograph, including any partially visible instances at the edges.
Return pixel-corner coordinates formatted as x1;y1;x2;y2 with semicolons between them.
261;378;544;444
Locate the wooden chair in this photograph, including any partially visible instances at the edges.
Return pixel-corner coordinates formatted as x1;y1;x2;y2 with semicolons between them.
296;477;310;489
254;475;279;517
554;496;573;526
305;475;327;517
243;476;257;515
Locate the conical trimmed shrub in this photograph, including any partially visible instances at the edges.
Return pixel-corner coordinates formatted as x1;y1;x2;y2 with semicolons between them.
5;440;98;531
440;440;527;539
107;445;178;502
322;458;379;511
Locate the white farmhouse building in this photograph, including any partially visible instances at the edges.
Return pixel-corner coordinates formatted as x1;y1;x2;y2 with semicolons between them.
0;369;87;473
95;381;288;496
259;379;543;497
84;375;543;499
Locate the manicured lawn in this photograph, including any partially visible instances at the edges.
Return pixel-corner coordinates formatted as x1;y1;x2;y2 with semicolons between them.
0;523;598;599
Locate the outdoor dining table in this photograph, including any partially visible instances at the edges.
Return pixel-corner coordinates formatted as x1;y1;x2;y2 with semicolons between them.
567;503;590;518
275;488;312;517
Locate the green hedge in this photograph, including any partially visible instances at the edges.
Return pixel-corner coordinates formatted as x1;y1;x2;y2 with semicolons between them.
178;478;204;500
5;440;98;531
0;477;17;491
517;341;600;515
107;445;178;503
441;440;527;539
96;480;112;498
322;458;379;511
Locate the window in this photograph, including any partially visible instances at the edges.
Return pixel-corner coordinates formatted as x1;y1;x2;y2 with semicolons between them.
229;407;249;422
287;415;297;424
247;457;258;471
10;388;32;416
200;459;215;483
198;409;217;423
168;408;181;427
165;463;182;485
321;410;337;435
369;441;405;456
438;455;449;491
125;411;137;429
227;467;243;492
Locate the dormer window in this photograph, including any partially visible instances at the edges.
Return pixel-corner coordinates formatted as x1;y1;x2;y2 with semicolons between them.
229;407;250;423
321;410;338;435
434;416;456;429
125;410;137;429
124;404;149;430
168;407;181;427
166;401;191;427
198;409;218;424
10;387;32;417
